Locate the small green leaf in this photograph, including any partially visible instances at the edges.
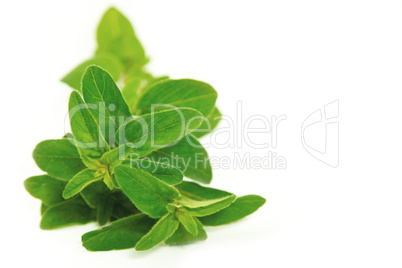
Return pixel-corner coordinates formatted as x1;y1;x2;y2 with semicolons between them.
82;214;156;251
192;107;221;138
24;175;66;206
69;91;109;158
96;7;147;69
114;165;179;218
174;207;198;236
80;155;104;170
116;108;203;157
100;144;133;172
147;135;212;184
40;197;96;230
61;54;123;91
82;65;132;147
102;171;115;190
33;139;86;181
135;213;180;251
199;195;266;226
62;133;75;141
135;79;217;116
165;218;207;246
181;195;236;217
63;169;102;199
166;203;180;214
175;181;232;200
123;159;183;185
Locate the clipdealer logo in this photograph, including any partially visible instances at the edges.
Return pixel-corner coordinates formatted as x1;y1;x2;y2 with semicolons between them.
301;100;339;168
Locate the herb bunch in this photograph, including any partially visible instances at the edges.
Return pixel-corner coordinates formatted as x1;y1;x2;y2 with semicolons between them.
24;8;265;252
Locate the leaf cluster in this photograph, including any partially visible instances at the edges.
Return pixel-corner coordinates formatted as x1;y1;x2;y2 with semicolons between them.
25;7;265;252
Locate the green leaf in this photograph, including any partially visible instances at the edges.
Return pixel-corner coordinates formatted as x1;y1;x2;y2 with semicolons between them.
174;207;198;236
82;183;139;219
97;196;114;226
80;155;104;170
24;175;66;206
63;169;102;199
112;205;137;220
100;144;133;172
165;218;207;246
61;54;123;91
82;65;132;147
111;191;141;220
80;180;108;208
114;165;179;218
175;181;232;200
96;7;147;69
62;133;75;141
115;108;203;157
102;171;115;190
147;135;212;184
122;74;167;113
135;213;180;251
180;195;236;217
69;91;109;158
192;107;222;138
40;197;95;230
122;159;183;185
82;214;156;251
199;195;266;226
41;203;48;215
33;139;86;181
122;76;146;113
135;79;217;116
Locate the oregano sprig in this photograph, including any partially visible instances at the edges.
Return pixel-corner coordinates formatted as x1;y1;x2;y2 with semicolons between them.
24;7;265;252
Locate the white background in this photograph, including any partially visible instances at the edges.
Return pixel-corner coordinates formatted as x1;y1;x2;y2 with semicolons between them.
1;0;402;267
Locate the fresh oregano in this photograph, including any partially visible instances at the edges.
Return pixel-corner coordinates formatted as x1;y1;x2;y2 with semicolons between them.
24;7;265;252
